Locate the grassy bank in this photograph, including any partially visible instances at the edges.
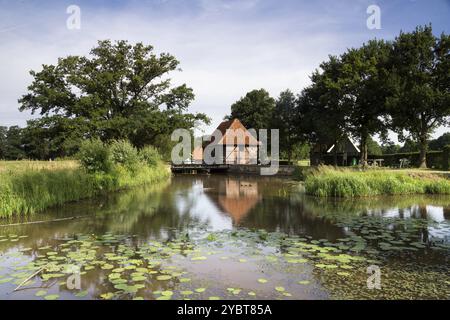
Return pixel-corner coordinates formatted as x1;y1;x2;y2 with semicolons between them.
0;160;170;218
304;166;450;197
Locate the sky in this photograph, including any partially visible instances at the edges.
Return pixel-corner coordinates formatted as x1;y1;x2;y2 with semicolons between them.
0;0;449;142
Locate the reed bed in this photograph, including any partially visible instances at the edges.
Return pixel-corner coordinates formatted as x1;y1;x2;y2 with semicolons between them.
304;166;450;197
0;160;170;218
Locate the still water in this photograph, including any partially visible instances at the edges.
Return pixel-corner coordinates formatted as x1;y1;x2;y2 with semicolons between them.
0;175;449;300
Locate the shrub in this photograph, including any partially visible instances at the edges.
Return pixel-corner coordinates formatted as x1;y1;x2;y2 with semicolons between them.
139;146;161;167
77;139;112;173
109;140;140;171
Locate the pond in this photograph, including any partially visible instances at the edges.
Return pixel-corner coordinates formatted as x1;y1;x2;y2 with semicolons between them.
0;174;449;300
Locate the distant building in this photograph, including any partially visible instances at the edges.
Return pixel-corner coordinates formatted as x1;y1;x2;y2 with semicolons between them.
192;119;260;165
310;136;360;166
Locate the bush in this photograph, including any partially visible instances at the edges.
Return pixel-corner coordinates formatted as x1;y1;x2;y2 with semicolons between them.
109;140;140;171
77;139;112;173
139;146;161;167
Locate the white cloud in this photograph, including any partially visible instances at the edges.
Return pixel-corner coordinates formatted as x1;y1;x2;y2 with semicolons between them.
0;1;447;142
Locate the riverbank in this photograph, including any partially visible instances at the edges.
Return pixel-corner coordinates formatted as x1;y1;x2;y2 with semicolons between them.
0;160;170;218
304;166;450;197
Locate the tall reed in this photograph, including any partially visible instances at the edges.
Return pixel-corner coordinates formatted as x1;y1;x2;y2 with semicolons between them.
0;161;170;218
304;166;450;197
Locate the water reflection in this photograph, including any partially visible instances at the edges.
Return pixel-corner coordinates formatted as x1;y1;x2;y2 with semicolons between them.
0;175;449;300
1;175;449;244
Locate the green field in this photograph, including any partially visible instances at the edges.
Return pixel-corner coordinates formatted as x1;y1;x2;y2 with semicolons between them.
304;166;450;197
0;160;170;218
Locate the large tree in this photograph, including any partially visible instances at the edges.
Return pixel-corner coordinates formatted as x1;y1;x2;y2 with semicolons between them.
272;90;301;162
19;40;209;152
298;56;349;165
339;40;391;165
228;89;275;131
387;25;450;168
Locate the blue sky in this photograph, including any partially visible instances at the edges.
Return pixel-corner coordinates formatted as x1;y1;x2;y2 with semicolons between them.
0;0;449;140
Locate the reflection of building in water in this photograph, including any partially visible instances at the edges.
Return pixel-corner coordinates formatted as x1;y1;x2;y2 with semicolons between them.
204;177;261;224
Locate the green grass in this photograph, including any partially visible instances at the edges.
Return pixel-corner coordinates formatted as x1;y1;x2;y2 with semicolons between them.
0;160;170;218
304;166;450;198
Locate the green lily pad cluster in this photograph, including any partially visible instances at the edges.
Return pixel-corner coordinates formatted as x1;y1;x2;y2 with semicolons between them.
0;224;448;300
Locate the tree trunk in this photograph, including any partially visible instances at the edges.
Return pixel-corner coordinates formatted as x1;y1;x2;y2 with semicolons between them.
418;134;428;168
360;134;368;167
333;140;338;166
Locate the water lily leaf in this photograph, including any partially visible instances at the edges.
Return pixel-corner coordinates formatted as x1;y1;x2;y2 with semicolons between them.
161;290;173;296
156;275;172;281
275;286;285;292
101;264;114;270
75;290;88;297
35;290;47;297
100;293;114;300
191;256;207;261
181;290;193;296
44;294;60;300
195;288;206;293
257;278;268;284
132;276;147;282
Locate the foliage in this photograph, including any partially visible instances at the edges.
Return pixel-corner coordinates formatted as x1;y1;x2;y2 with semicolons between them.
296;25;449;168
366;136;382;156
296;55;348;165
381;141;401;155
386;25;450;168
228;89;275;131
0;126;26;160
429;133;450;151
18;40;209;155
77;139;112;173
339;40;391;164
109;140;140;171
139;145;161;167
272;90;302;161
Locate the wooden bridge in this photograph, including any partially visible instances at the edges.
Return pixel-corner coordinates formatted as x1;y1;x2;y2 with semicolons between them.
170;163;231;174
170;163;297;176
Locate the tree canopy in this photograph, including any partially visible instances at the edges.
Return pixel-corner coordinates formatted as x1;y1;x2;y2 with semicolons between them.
386;25;450;167
228;89;275;132
18;40;209;158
